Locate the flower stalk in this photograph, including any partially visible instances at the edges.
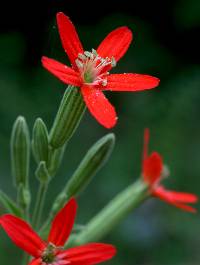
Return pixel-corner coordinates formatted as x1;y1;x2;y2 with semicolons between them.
67;179;149;247
32;181;49;229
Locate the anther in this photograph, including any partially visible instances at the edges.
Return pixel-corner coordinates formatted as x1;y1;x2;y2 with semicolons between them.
75;59;84;69
111;57;116;67
78;53;87;60
101;79;108;86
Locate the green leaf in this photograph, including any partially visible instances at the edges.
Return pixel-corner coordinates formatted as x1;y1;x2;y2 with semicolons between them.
0;190;23;217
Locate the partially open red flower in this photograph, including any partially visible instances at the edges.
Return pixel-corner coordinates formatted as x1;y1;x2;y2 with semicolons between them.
141;129;198;213
0;198;116;265
42;12;160;128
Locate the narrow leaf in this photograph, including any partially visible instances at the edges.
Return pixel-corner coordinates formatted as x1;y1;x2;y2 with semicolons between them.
0;190;23;217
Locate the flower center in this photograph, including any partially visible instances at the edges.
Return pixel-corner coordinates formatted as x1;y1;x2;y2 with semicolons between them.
75;49;116;86
42;243;57;264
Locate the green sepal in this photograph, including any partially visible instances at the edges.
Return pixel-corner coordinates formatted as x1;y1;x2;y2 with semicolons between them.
0;190;23;217
17;184;31;210
10;116;30;188
35;161;50;183
49;86;86;148
51;133;115;216
32;118;49;163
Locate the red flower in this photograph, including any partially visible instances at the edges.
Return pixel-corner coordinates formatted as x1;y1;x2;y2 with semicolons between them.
141;129;198;213
0;198;116;265
42;12;160;128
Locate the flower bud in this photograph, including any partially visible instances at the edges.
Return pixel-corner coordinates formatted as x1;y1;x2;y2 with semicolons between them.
10;116;30;187
51;133;115;216
32;118;49;163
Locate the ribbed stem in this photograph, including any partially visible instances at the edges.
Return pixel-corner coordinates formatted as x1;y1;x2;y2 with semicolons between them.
67;179;149;247
32;182;48;229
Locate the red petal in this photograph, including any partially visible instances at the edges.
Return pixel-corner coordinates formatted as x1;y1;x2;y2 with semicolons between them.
81;85;117;128
48;198;77;247
143;152;163;186
105;74;160;91
42;56;82;86
0;214;45;257
28;258;41;265
56;12;84;67
162;191;198;203
97;27;132;64
153;186;198;213
58;243;116;265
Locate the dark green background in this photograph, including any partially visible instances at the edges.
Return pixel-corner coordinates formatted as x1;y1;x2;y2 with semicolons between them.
0;0;200;264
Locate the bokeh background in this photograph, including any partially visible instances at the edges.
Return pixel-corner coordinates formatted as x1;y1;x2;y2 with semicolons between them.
0;0;200;264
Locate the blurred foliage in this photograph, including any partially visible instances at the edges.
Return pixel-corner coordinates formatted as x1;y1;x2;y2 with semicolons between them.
175;0;200;28
0;2;200;265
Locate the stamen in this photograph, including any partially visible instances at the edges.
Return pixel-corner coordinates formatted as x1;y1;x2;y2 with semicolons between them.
78;53;86;60
92;48;98;56
75;59;84;69
84;51;92;58
111;57;116;67
76;49;116;86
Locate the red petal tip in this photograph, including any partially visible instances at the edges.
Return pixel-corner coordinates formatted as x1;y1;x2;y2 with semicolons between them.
143;152;163;185
56;12;68;20
81;85;117;129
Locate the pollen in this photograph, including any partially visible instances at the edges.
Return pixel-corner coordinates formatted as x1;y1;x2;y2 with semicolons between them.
75;49;116;86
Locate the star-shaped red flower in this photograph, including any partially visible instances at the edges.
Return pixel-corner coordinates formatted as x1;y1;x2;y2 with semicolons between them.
0;198;116;265
141;129;198;213
42;12;160;128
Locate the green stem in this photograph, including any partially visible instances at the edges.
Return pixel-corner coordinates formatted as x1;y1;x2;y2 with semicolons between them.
32;182;48;229
67;179;149;247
